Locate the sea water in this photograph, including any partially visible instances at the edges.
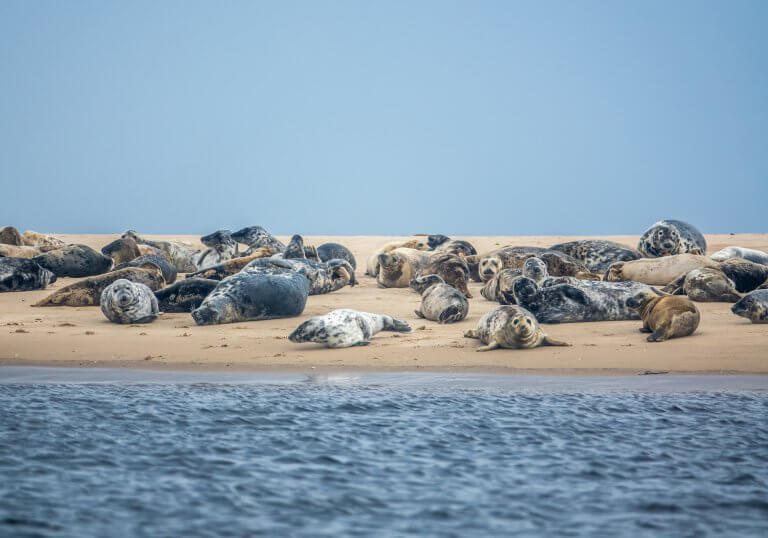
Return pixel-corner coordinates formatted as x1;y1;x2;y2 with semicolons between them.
0;368;767;537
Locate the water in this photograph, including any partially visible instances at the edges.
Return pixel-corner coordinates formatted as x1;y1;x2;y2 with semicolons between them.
1;369;767;537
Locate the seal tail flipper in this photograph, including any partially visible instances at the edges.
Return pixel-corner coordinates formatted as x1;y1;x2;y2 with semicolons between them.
414;309;425;319
542;335;570;347
438;305;465;324
383;316;412;332
476;341;500;352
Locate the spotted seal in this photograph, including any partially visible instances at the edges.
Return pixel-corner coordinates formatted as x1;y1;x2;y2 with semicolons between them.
0;258;56;292
288;309;412;347
243;257;356;294
711;247;768;266
0;244;40;259
464;305;569;351
185;247;278;280
154;278;218;313
366;239;429;277
411;274;469;324
21;231;66;252
418;252;472;297
605;254;720;286
100;279;160;324
316;243;356;269
231;226;286;253
638;220;707;257
376;248;432;288
101;237;142;265
114;255;177;284
662;268;741;303
122;231;199;273
192;272;309;325
513;277;657;323
191;230;239;270
718;258;768;293
33;244;112;278
271;234;319;260
427;235;478;257
0;226;23;245
480;257;549;304
626;290;700;342
470;247;595;282
731;290;768;324
35;265;165;307
550;240;642;272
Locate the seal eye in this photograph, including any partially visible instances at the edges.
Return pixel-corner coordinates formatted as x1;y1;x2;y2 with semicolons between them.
513;319;519;325
526;318;532;325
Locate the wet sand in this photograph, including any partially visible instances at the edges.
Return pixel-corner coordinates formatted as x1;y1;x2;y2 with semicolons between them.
1;233;767;374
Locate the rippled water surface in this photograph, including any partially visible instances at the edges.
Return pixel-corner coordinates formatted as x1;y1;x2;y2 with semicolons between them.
1;373;767;537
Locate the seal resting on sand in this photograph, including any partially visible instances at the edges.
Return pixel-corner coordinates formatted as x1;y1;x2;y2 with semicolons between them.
154;278;218;313
626;289;700;342
100;279;160;324
731;290;768;324
464;305;569;351
0;258;56;292
33;244;112;278
638;219;706;257
288;309;412;348
411;274;469;323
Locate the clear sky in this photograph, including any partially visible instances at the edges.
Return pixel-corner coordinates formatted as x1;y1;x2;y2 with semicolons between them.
1;1;766;235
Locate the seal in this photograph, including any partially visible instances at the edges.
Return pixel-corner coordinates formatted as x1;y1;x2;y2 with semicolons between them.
191;272;309;325
0;226;23;245
418;252;472;297
711;247;768;266
0;258;56;292
376;248;432;288
316;242;357;269
463;305;570;351
366;239;429;277
662;268;741;303
480;257;548;304
114;255;177;284
122;230;199;273
185;247;278;280
191;230;239;270
427;235;478;257
154;278;219;313
550;239;642;272
243;257;356;294
231;226;286;253
271;234;318;260
605;254;720;285
100;279;160;324
471;247;594;282
0;244;40;259
101;237;142;265
33;244;113;278
731;290;768;324
638;219;707;257
513;277;656;323
288;309;412;347
35;265;165;307
718;258;768;293
411;274;469;324
626;290;701;342
21;231;66;252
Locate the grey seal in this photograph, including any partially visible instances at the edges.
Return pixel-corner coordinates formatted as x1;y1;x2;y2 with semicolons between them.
101;237;142;265
33;244;113;278
20;231;66;252
271;234;319;260
100;279;160;324
718;258;768;293
154;278;218;313
0;226;23;245
464;305;569;351
470;247;595;282
191;230;239;270
604;254;719;285
638;219;707;257
0;258;56;292
480;257;548;304
185;248;278;280
626;290;700;342
550;239;642;272
711;247;768;266
366;239;429;277
376;248;432;288
114;255;177;284
231;226;286;253
243;257;356;294
288;309;411;348
662;268;741;302
427;235;478;257
411;274;469;324
418;252;471;297
122;230;199;273
192;272;309;325
731;290;768;324
316;242;356;269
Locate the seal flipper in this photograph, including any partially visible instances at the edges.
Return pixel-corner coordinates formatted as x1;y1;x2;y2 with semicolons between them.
414;309;425;319
662;274;687;295
542;335;570;347
476;341;500;352
438;304;464;324
382;316;411;333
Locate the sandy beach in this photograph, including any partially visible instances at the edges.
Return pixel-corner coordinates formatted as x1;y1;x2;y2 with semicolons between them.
1;233;767;374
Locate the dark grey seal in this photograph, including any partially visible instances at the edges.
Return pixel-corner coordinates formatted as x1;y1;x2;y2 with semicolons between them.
550;240;642;273
638;219;707;257
731;290;768;324
231;226;286;252
115;255;177;284
0;258;56;292
33;244;113;278
154;278;218;313
243;257;356;294
316;242;357;269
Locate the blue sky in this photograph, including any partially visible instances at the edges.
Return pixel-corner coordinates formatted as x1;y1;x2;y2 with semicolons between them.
1;1;766;235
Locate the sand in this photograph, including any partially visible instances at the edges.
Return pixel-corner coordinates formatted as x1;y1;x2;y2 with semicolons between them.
1;233;767;374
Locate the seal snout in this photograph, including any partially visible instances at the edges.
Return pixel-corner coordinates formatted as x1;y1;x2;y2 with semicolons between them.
191;305;219;326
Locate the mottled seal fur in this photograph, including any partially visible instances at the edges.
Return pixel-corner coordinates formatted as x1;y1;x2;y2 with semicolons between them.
418;252;472;297
376;248;432;288
114;255;177;284
471;247;594;282
101;237;142;265
480;257;549;304
191;230;239;270
122;231;198;273
316;243;356;269
638;220;707;257
0;226;23;245
154;278;218;313
427;235;478;257
711;247;768;266
35;266;165;307
0;244;40;259
0;258;56;292
626;290;700;342
366;239;429;277
718;258;768;293
550;240;642;272
411;274;469;324
243;257;356;294
185;247;278;280
731;290;768;324
21;231;66;252
231;226;286;253
605;254;720;286
192;272;309;325
271;234;318;260
513;277;657;323
662;268;741;302
33;244;113;278
288;309;412;347
464;305;569;351
100;279;160;324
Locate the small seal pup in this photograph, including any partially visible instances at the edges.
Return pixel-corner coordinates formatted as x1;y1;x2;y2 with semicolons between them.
711;247;768;266
192;272;310;325
316;242;356;269
21;231;66;252
638;219;707;257
427;235;478;257
550;239;642;273
662;268;741;302
626;290;700;342
101;237;142;265
0;226;23;245
35;265;165;307
244;257;356;294
464;305;569;351
366;239;429;277
154;278;218;313
122;230;199;273
191;230;239;270
0;244;40;259
731;290;768;324
605;254;720;285
289;309;412;348
411;274;469;324
418;252;472;297
33;244;113;278
185;247;278;280
100;279;160;324
0;258;56;292
376;248;432;288
114;255;177;284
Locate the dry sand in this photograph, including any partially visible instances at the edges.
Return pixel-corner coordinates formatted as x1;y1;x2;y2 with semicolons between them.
1;233;767;375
